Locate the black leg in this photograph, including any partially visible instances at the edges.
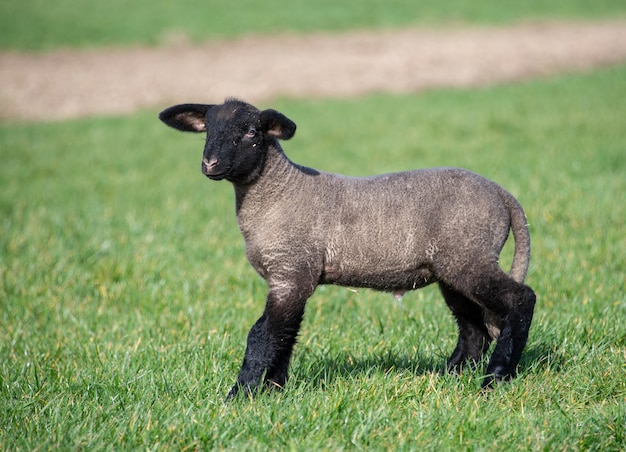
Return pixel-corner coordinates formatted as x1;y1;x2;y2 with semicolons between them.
481;283;536;388
439;282;492;372
226;285;310;400
438;259;536;388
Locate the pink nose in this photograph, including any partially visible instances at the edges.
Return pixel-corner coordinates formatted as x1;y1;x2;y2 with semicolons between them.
202;157;218;174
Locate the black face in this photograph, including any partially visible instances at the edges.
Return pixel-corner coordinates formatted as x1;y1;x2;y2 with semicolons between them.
159;98;296;184
201;101;265;183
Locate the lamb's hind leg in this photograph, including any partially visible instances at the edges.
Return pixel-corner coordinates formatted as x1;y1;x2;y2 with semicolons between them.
439;282;492;372
469;272;536;388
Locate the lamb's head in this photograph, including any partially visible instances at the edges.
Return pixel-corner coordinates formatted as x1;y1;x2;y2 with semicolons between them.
159;99;296;183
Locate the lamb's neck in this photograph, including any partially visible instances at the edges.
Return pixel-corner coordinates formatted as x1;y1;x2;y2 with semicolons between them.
234;144;316;216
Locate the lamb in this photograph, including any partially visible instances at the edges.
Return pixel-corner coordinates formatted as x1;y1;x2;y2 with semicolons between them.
159;98;536;399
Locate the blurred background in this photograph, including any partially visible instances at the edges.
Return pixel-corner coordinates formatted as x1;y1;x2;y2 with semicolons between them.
1;0;626;121
1;1;625;450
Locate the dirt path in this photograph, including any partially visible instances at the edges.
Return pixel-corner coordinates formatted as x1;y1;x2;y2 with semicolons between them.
1;20;626;121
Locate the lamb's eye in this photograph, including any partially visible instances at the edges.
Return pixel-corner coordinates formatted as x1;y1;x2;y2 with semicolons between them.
245;127;257;138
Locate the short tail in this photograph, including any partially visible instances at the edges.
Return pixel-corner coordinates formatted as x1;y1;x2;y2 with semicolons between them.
500;188;531;283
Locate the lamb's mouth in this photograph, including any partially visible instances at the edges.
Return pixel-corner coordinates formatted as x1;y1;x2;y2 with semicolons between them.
205;172;227;180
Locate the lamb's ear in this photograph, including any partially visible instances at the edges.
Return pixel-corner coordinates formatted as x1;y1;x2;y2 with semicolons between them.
159;104;213;132
260;109;296;140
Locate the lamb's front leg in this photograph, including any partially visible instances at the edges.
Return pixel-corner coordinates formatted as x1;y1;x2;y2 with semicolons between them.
226;283;314;400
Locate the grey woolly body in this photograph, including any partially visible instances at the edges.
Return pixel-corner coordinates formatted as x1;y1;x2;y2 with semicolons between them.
239;155;528;294
159;98;537;399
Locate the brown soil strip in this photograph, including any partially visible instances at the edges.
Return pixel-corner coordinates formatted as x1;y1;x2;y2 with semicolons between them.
1;20;626;121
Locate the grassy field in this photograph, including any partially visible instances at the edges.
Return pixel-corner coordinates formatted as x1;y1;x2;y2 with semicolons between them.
1;62;625;449
2;0;626;50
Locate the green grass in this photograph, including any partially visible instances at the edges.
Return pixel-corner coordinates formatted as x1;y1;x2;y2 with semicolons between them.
1;65;625;449
1;0;626;50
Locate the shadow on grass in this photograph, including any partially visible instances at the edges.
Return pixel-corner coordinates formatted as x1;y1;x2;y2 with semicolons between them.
294;349;445;390
293;339;557;391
